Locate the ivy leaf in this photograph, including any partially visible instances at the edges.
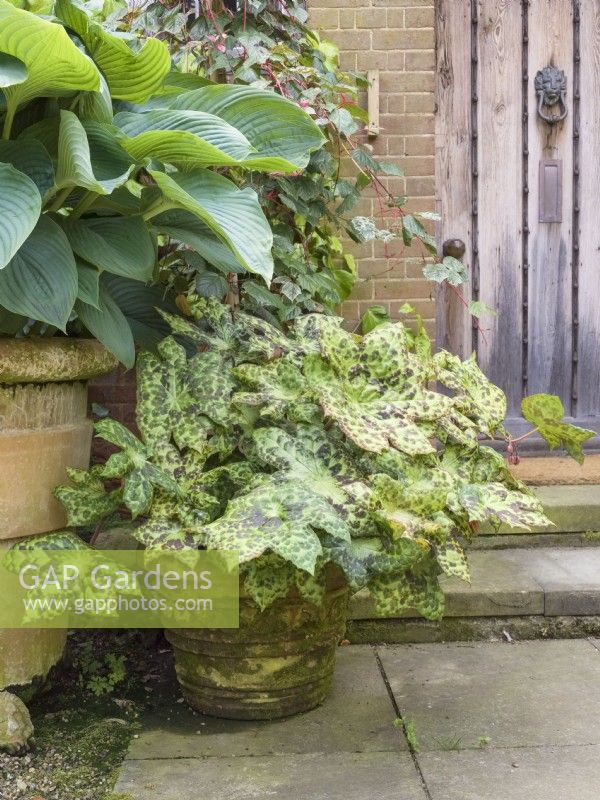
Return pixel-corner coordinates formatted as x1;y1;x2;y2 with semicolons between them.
361;304;390;334
402;214;437;253
195;270;229;298
378;162;404;177
521;394;595;464
423;257;468;286
468;300;497;319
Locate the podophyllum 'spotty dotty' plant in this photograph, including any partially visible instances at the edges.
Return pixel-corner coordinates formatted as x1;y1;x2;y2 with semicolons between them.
0;0;324;365
54;299;586;617
50;300;592;717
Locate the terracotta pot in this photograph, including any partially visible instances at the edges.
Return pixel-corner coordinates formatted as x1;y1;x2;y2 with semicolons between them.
165;566;348;720
0;338;117;692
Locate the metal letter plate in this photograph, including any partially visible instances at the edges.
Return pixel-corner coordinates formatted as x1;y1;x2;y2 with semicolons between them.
539;159;563;223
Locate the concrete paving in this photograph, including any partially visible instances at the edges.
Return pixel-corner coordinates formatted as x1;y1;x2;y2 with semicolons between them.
116;639;600;800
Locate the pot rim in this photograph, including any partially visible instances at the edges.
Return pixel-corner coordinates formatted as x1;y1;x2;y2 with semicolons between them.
0;338;119;384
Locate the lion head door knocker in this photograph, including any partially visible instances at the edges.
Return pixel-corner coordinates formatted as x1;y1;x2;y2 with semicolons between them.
534;66;568;124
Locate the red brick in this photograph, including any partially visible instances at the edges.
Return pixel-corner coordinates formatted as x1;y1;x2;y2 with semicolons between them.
329;29;371;49
406;175;435;196
405;6;434;27
386;8;405;28
404;92;435;112
405;50;435;71
380;71;434;93
356;8;387;27
349;280;375;300
339;10;356;28
402;134;435;156
309;7;339;27
372;29;432;50
356;50;388;69
380;114;434;135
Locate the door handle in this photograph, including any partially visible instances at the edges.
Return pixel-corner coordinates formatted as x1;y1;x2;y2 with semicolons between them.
442;238;466;260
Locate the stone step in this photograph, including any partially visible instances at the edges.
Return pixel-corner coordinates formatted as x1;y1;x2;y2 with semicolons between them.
480;484;600;537
347;547;600;644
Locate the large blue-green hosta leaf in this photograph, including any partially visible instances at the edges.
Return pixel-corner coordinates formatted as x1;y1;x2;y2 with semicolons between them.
55;0;169;103
75;274;135;368
55;111;134;195
114;109;255;168
76;260;100;308
61;216;155;281
0;163;41;268
0;215;76;329
151;211;246;275
0;0;99;123
161;85;326;172
149;168;273;282
102;273;181;354
0;139;54;200
0;52;27;88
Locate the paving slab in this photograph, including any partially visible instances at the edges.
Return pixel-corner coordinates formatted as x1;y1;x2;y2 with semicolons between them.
116;751;427;800
418;745;600;800
503;548;600;615
350;551;544;620
378;640;600;750
127;646;406;759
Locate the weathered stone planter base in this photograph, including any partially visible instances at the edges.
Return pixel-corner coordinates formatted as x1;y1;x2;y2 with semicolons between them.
0;628;66;695
166;570;348;720
0;338;117;700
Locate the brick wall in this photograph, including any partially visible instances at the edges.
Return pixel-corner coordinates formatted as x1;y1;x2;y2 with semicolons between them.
91;2;437;445
88;365;137;461
308;0;437;336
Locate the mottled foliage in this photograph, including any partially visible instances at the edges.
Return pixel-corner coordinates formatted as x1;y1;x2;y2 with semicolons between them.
52;305;583;621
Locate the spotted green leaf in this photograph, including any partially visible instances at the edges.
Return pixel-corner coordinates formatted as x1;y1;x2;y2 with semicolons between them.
521;393;595;464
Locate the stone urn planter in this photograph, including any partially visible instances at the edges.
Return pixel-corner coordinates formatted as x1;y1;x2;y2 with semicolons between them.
0;338;117;697
165;566;348;720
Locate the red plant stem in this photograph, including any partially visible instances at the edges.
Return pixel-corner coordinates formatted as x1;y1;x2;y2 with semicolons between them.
445;282;488;345
508;427;539;445
262;61;289;97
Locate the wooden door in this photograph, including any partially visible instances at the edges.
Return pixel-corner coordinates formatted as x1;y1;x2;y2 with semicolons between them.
436;0;600;447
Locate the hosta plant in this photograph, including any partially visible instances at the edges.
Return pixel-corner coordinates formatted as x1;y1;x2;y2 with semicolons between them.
119;0;428;323
53;299;590;619
0;0;323;365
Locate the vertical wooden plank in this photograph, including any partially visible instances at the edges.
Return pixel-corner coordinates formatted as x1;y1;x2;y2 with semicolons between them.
578;0;600;418
476;0;523;415
435;0;472;359
527;0;573;408
367;70;380;137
